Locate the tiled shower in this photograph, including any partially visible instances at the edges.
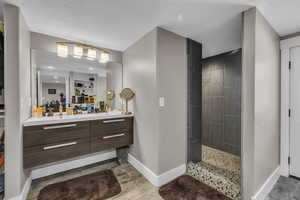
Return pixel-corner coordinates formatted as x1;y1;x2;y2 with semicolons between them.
187;49;242;200
202;50;241;156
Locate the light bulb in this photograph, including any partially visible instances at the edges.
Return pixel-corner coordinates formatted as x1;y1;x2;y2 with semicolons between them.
99;52;110;63
57;44;68;57
73;46;83;58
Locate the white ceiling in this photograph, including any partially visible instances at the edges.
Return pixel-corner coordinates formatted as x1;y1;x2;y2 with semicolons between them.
257;0;300;37
3;0;300;57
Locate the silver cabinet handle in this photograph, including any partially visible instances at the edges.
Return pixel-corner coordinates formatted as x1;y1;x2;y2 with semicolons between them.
102;119;125;124
43;142;77;150
103;133;125;139
43;124;77;130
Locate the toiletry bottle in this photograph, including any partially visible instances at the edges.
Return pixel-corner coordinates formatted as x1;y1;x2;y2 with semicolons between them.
66;104;73;115
59;103;63;116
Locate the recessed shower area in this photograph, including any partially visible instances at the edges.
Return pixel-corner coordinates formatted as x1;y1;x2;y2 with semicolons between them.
186;19;242;200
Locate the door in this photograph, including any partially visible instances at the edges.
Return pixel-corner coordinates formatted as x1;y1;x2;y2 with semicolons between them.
290;46;300;177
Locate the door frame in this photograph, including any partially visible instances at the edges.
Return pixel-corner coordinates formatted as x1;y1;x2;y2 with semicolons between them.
280;36;300;177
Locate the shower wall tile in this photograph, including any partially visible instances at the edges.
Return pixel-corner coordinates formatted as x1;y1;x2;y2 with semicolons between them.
224;115;241;149
202;122;210;146
224;56;241;88
190;106;201;140
210;97;224;123
190;72;201;104
202;50;241;156
210;123;224;150
224;87;241;115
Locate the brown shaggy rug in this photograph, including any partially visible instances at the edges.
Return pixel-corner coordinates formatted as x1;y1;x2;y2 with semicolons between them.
159;175;232;200
37;170;121;200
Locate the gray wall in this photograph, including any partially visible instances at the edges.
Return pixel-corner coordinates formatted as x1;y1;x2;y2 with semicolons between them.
202;50;241;156
242;8;280;199
123;29;159;173
4;4;31;198
123;27;187;175
156;28;187;174
253;9;280;192
241;8;256;200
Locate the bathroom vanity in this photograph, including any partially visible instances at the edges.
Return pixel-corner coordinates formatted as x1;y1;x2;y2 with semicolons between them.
23;113;133;169
23;45;133;169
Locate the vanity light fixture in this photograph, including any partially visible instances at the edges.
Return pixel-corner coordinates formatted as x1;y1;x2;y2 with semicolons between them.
57;44;68;58
99;52;110;63
56;42;110;63
73;46;83;58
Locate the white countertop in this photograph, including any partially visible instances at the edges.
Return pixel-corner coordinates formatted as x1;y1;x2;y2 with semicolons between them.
23;111;134;126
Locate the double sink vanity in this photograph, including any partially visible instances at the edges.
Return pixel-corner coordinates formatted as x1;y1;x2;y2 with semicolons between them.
23;112;134;169
24;46;134;169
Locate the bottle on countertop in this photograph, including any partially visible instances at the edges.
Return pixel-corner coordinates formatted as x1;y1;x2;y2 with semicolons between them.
59;103;63;116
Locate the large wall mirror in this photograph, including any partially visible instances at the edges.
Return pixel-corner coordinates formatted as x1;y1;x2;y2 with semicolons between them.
31;49;123;114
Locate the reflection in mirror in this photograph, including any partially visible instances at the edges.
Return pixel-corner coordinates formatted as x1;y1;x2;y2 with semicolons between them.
31;49;123;116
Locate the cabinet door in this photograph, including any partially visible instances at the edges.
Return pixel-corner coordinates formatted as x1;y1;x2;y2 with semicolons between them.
90;117;133;153
24;138;90;169
90;118;131;137
23;121;90;147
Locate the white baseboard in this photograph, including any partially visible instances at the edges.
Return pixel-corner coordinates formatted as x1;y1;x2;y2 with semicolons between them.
280;165;289;177
128;153;186;187
251;166;280;200
5;176;32;200
31;150;116;180
157;162;186;186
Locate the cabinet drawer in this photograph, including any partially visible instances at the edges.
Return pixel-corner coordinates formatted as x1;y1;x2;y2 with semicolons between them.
24;138;90;169
90;117;133;137
91;132;133;153
24;122;90;148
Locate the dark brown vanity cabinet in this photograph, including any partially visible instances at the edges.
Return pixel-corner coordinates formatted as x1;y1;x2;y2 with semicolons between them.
90;118;133;153
23;117;134;169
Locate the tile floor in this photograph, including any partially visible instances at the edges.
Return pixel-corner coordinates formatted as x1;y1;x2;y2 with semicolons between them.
27;159;163;200
266;176;300;200
24;147;243;200
24;152;300;200
202;145;240;173
187;145;241;199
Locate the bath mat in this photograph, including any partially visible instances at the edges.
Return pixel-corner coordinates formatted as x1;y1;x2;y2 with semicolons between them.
159;175;232;200
37;169;121;200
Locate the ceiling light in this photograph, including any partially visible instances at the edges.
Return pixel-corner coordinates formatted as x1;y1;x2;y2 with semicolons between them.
99;52;110;63
53;76;58;79
55;80;60;83
73;46;83;58
88;67;94;71
57;44;68;57
87;49;97;60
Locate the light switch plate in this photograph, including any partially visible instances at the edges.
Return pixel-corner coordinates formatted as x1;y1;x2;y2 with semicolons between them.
159;97;165;107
